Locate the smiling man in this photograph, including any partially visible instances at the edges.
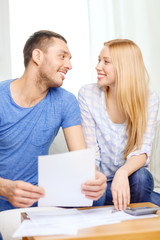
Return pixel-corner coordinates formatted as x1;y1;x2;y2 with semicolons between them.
0;30;107;211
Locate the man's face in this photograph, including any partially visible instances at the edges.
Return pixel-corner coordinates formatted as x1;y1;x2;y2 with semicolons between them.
38;38;72;88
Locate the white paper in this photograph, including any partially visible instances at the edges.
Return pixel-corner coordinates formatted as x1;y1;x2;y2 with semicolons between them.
28;206;157;227
78;206;157;229
38;148;95;207
26;207;74;219
27;208;84;231
13;208;81;238
13;219;78;238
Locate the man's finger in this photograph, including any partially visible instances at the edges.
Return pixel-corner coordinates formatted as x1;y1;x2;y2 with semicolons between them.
16;181;45;195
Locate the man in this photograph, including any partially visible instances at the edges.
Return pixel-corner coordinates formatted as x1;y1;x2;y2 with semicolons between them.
0;30;107;211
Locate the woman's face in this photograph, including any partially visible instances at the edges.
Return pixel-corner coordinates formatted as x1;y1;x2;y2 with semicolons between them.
96;46;116;88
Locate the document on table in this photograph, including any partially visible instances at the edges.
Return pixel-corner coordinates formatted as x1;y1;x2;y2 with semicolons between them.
78;206;157;228
13;208;81;238
13;206;157;238
38;148;95;207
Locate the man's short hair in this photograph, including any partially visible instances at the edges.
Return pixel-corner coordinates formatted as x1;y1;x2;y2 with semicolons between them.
23;30;67;68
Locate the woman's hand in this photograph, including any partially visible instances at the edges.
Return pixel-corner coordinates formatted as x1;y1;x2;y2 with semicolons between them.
111;168;130;210
81;170;107;201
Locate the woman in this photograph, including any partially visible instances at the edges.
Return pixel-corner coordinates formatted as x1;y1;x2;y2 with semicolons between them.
78;39;160;210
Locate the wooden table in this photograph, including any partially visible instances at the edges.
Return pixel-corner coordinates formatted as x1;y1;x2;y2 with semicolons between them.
23;202;160;240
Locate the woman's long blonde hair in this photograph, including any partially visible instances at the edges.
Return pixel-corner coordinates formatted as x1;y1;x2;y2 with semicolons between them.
104;39;149;159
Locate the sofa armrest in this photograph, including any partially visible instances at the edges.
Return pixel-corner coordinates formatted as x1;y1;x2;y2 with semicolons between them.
150;120;160;188
49;128;68;154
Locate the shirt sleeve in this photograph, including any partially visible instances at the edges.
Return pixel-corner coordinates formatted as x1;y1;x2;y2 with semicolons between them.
61;92;81;129
78;86;101;169
127;91;160;165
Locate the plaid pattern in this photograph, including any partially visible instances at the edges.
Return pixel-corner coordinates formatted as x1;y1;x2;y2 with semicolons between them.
78;83;159;180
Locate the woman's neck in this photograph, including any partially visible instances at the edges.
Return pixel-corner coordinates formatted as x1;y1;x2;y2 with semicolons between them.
105;87;126;124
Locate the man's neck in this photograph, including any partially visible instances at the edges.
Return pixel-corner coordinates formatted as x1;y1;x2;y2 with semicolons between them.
10;72;49;108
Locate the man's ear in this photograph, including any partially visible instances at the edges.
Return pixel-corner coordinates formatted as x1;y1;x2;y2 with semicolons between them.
32;49;43;65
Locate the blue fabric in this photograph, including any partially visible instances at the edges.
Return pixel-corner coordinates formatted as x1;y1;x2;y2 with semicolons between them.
0;199;38;212
93;167;160;207
0;232;3;240
0;79;81;211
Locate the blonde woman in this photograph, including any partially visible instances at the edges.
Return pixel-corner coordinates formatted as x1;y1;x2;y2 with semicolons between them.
78;39;160;210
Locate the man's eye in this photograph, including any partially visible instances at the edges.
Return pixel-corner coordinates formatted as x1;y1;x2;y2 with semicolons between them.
60;55;65;59
104;61;109;64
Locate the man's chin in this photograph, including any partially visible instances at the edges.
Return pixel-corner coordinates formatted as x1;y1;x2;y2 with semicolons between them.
49;80;63;88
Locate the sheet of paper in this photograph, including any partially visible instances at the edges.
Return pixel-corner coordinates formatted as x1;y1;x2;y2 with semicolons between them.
38;148;95;207
28;206;157;227
26;207;118;231
13;208;81;238
78;206;157;229
26;207;75;219
13;219;78;238
27;208;85;231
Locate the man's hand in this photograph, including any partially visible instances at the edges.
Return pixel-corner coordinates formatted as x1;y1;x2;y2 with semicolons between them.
2;179;45;208
111;168;130;210
81;170;107;200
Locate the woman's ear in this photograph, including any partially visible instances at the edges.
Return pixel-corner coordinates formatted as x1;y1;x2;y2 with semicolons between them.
32;49;43;65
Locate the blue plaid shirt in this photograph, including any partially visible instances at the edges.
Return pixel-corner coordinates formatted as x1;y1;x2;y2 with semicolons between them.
78;83;159;180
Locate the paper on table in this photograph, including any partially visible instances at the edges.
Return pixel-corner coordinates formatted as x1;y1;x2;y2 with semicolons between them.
78;206;157;229
13;219;78;238
13;206;157;238
28;206;157;227
13;208;81;238
38;148;95;207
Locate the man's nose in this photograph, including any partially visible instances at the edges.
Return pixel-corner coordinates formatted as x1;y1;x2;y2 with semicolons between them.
65;59;72;70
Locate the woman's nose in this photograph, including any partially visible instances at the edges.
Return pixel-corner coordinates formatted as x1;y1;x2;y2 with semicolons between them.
96;61;103;71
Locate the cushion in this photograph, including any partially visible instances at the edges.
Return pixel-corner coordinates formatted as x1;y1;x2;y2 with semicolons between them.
150;120;160;188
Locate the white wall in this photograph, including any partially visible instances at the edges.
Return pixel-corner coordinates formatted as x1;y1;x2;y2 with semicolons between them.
0;0;11;81
0;0;160;118
88;0;160;118
8;0;91;97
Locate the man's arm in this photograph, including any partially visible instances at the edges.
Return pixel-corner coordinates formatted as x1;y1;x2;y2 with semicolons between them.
63;125;86;150
63;125;107;200
0;177;45;208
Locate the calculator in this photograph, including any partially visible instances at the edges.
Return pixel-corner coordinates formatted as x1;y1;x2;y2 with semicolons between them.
124;206;160;216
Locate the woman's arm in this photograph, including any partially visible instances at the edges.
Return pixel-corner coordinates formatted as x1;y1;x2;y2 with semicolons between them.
127;92;159;164
78;86;102;169
111;154;146;210
111;91;159;210
78;87;107;200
